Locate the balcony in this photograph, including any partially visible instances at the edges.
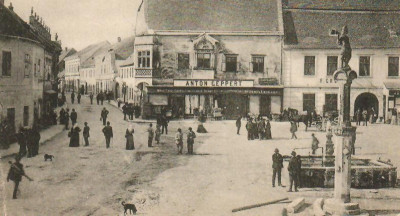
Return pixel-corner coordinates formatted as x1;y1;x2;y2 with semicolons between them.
135;69;153;78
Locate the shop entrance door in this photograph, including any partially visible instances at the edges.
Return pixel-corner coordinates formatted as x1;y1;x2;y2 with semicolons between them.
260;95;271;117
170;95;185;118
219;94;248;119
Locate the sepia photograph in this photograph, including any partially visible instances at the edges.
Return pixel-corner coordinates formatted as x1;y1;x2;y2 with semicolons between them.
1;0;400;215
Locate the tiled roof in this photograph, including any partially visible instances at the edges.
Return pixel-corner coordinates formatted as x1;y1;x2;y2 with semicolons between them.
283;9;400;49
111;36;135;60
145;0;281;32
59;48;77;63
66;41;110;65
283;0;400;11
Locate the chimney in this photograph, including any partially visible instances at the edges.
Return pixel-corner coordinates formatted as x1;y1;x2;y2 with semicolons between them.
8;2;13;11
118;37;122;42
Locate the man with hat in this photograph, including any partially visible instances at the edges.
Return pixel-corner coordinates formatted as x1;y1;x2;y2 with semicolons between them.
288;151;300;192
7;156;25;199
272;148;283;187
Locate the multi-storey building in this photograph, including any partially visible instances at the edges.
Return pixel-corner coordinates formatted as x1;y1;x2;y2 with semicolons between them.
282;0;400;121
64;41;110;93
116;56;135;103
0;2;61;136
134;0;284;119
58;47;77;92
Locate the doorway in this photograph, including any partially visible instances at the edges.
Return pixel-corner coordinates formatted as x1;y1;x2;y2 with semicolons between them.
217;94;249;119
260;95;271;116
354;92;379;116
7;108;15;134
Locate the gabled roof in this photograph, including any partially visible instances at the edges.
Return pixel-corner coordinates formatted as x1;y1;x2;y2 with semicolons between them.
145;0;281;33
66;41;111;66
59;48;77;63
111;36;135;60
283;0;400;11
283;9;400;49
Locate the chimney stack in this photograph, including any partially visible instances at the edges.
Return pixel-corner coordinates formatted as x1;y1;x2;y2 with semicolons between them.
118;37;122;42
8;2;13;11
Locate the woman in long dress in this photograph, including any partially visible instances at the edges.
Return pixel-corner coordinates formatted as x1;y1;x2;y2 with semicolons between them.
265;119;272;140
125;124;135;150
69;123;81;147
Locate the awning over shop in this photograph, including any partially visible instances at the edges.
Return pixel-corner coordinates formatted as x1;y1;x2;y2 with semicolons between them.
384;81;400;90
147;86;283;96
149;94;168;105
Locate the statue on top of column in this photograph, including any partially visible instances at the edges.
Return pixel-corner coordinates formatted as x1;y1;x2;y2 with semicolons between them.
337;25;352;68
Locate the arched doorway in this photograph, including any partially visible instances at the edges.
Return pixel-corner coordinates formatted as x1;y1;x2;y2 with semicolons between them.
137;82;149;104
354;92;379;116
115;83;120;99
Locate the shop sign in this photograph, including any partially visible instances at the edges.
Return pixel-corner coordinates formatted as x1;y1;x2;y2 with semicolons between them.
148;87;282;96
389;90;400;96
174;79;254;88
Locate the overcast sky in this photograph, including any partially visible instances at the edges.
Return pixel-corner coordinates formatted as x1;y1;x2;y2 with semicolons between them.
5;0;141;50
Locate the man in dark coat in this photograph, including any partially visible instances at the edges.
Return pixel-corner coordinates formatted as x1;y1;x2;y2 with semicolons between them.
83;122;90;146
122;103;128;120
77;92;81;104
187;127;196;154
288;151;299;192
64;109;70;130
70;109;78;125
246;118;252;140
102;121;113;148
68;124;81;147
16;127;27;157
7;156;25;199
272;148;283;187
31;127;40;156
100;91;104;105
71;91;75;104
236;116;241;135
59;108;65;124
89;93;94;105
96;93;100;105
101;108;109;126
26;129;34;158
161;115;168;134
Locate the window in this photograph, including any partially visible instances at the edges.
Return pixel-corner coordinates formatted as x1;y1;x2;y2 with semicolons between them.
178;53;190;70
252;56;264;73
325;94;338;112
359;56;370;76
138;51;151;68
388;57;399;77
23;106;29;126
225;55;237;72
197;53;211;69
24;54;30;77
304;56;315;75
327;56;338;76
303;93;315;112
2;51;11;76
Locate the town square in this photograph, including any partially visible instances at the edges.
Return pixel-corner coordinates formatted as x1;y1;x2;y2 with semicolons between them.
1;0;400;215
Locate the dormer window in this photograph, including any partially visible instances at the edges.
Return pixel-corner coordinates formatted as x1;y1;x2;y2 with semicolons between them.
193;34;218;70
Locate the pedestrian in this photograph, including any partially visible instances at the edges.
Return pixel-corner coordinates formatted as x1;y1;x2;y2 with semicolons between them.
16;127;27;157
155;124;162;144
31;127;40;156
101;107;109;126
68;123;81;147
64;109;70;130
26;129;34;158
290;121;298;139
288;151;299;192
311;133;319;155
89;92;94;105
125;124;135;150
391;107;397;125
356;108;362;126
70;108;78;125
265;119;272;140
187;127;196;154
77;92;81;104
96;93;100;105
246;118;251;140
147;123;154;147
362;109;368;126
100;91;104;105
252;119;259;139
59;108;65;125
102;121;113;148
236;116;241;135
122;103;127;120
161;115;168;134
175;128;183;154
272;148;283;187
369;107;375;124
296;155;302;188
83;122;90;146
129;104;134;120
71;91;75;104
7;156;25;199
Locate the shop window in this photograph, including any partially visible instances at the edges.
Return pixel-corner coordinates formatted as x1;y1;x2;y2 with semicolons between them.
359;56;370;77
23;106;29;126
388;57;399;77
138;51;151;68
225;55;237;72
304;56;315;76
196;53;211;69
303;93;315;112
252;56;264;73
325;94;338;112
2;51;11;76
178;53;190;70
327;56;338;76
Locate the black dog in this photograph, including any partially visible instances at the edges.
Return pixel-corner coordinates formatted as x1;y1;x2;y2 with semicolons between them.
122;201;137;215
44;154;54;161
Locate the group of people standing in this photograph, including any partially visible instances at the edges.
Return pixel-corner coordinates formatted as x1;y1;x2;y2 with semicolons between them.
272;148;302;192
241;116;272;140
355;107;376;126
16;127;41;158
122;103;141;120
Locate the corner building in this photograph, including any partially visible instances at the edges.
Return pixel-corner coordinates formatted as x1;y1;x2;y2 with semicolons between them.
134;0;284;119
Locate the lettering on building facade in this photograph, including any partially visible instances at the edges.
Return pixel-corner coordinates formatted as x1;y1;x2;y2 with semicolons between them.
173;79;254;88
